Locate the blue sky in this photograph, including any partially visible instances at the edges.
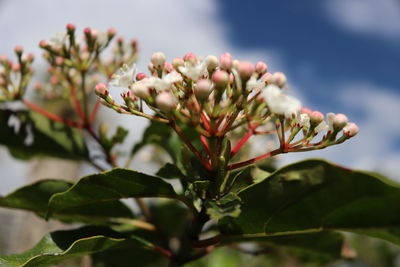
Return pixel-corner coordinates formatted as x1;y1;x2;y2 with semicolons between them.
0;0;400;194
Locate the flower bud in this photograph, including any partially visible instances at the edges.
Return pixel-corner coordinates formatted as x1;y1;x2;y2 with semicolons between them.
237;62;255;81
255;61;268;75
272;72;287;88
343;122;359;137
232;59;240;70
212;70;229;88
310;111;324;124
151;52;166;68
206;55;218;71
183;52;197;63
300;107;312;115
131;80;150;99
164;62;174;73
195;79;212;101
121;90;133;99
39;40;48;48
66;23;76;32
12;63;20;72
14;45;23;56
172;57;184;69
117;36;124;44
156;91;176;112
262;72;273;83
95;83;108;96
107;28;116;38
136;72;147;81
219;53;233;70
333;113;348;130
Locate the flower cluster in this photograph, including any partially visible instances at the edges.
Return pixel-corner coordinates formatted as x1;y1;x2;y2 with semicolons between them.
0;47;34;102
96;52;358;171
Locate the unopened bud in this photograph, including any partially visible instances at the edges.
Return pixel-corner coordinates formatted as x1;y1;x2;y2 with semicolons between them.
55;57;64;66
121;90;133;99
343;122;359;137
84;27;92;36
310;111;324;124
212;70;229;88
172;57;184;69
107;28;116;37
66;23;76;32
95;83;108;96
39;40;48;48
255;61;268;75
237;62;255;81
272;72;287;88
136;73;147;81
219;52;233;70
131;80;150;99
301;107;312;115
333;113;348;130
151;52;166;67
156;91;176;112
14;45;23;55
195;79;212;101
12;63;20;72
183;52;197;63
117;36;124;44
164;62;174;73
206;55;219;71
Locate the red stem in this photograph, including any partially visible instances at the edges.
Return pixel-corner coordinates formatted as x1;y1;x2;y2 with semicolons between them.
89;99;101;123
170;121;212;170
230;123;259;157
227;148;283;170
200;135;210;158
201;112;210;131
23;99;82;128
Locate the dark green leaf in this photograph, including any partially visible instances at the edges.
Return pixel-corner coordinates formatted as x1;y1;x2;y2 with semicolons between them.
156;163;187;180
0;109;88;160
0;179;134;224
220;159;400;247
206;193;242;220
47;168;177;219
0;226;159;267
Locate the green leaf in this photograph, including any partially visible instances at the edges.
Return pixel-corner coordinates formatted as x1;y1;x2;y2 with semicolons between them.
0;109;88;160
220;159;400;247
206;193;242;220
0;179;134;224
156;163;187;180
0;226;159;267
47;168;177;219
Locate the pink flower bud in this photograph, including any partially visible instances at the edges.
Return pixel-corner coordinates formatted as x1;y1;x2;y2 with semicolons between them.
14;45;23;55
172;57;184;69
232;59;240;70
117;36;124;44
343;122;359;137
121;90;132;99
195;79;212;101
25;53;34;62
39;40;48;48
212;70;229;88
255;61;268;75
206;55;219;71
164;62;174;73
310;110;324;124
95;83;108;96
262;72;273;83
219;52;233;70
183;52;196;62
12;63;20;72
272;72;287;88
84;27;92;35
107;28;116;37
55;57;64;66
237;62;255;81
136;73;147;81
333;113;348;130
301;107;312;114
66;23;76;31
156;91;176;112
151;52;166;67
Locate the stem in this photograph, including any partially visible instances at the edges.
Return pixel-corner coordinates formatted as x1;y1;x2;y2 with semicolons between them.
227;147;284;170
89;99;101;123
200;135;210;158
23;99;82;128
230;123;259;158
80;71;89;121
170;121;211;170
136;198;152;222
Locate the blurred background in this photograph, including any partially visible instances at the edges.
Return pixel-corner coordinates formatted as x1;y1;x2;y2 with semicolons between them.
1;0;400;265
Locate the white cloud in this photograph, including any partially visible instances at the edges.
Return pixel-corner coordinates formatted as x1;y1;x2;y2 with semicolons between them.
323;0;400;40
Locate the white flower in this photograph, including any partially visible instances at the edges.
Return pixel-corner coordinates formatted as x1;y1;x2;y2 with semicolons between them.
49;32;67;47
178;61;207;81
148;71;182;91
262;85;301;119
314;121;328;133
156;91;177;112
131;78;150;99
109;63;136;87
300;113;310;129
246;76;265;92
